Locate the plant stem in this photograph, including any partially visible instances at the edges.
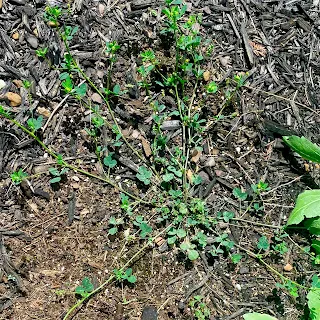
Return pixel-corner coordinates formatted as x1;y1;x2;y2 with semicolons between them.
63;224;172;320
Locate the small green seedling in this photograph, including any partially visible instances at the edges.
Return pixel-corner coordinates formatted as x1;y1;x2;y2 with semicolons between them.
167;227;187;245
133;216;152;238
231;253;242;264
113;268;137;284
189;295;210;320
36;47;48;58
251;180;270;195
108;216;124;235
75;277;94;298
180;240;199;260
49;167;68;184
11;169;28;185
103;152;117;169
233;187;248;200
27;116;43;132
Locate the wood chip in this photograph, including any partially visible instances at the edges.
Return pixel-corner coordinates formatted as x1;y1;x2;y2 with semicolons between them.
283;263;293;272
5;92;22;107
203;70;210;81
140;136;152;158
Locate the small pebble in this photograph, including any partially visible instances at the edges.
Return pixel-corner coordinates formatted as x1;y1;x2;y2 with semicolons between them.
141;306;157;320
235;283;241;291
26;35;38;49
12;32;19;40
0;79;6;90
283;263;293;272
91;92;103;104
5;92;22;107
178;300;185;311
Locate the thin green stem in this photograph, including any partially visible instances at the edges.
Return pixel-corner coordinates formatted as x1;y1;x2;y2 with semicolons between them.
63;224;172;320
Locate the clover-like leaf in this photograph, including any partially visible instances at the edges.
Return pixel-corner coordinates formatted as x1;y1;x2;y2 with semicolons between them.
75;277;94;298
136;166;152;185
104;153;117;168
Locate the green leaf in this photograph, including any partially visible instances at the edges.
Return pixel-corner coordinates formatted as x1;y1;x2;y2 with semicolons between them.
176;229;186;238
192;175;202;185
222;211;234;222
286;190;320;226
103;154;117;168
139;222;152;238
283;136;320;163
188;249;199;261
307;289;320;320
304;217;320;235
50;177;61;184
233;187;248;200
49;167;60;176
231;253;242;264
109;227;118;235
206;81;218;94
81;277;94;292
75;277;94;298
168;236;177;245
74;83;87;97
312;275;320;289
27;116;43;131
113;84;121;95
127;275;137;283
243;313;278;320
257;236;269;251
136;166;152;185
312;240;320;255
180;242;190;251
163;173;174;182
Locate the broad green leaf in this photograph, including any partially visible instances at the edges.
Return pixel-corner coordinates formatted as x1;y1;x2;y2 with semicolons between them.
312;275;320;289
286;190;320;226
127;275;137;283
304;217;320;235
283;136;320;163
103;154;117;168
312;240;320;255
307;289;320;320
180;242;190;251
243;313;278;320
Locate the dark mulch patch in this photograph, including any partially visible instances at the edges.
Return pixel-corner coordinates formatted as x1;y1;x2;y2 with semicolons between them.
0;0;320;319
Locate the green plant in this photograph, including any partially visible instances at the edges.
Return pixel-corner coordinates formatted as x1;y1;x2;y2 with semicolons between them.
48;167;68;184
113;268;137;284
27;116;43;132
36;47;48;58
75;277;94;298
189;295;210;320
108;216;124;235
11;169;28;185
